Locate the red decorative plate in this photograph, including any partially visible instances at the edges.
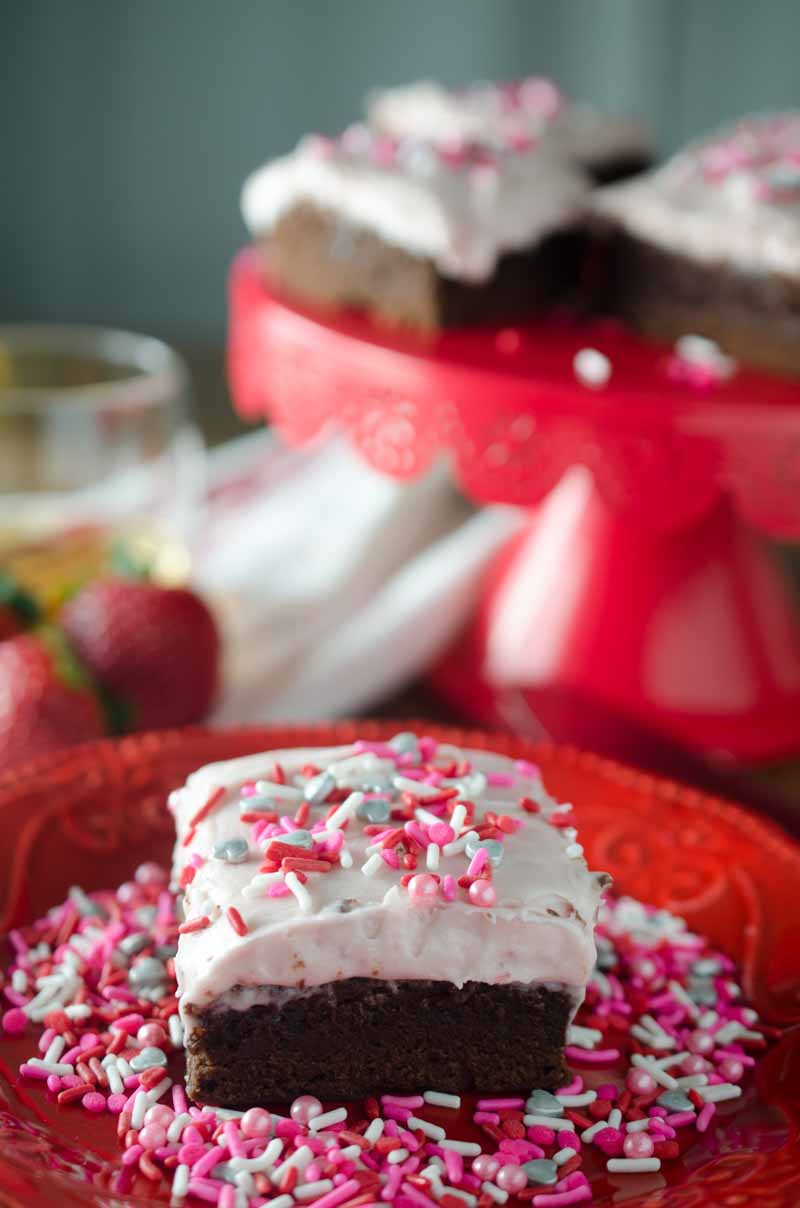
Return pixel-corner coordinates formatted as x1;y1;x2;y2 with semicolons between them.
1;722;799;1207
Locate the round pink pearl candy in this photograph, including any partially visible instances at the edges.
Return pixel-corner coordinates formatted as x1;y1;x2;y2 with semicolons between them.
291;1095;324;1125
137;1022;167;1048
719;1056;745;1083
116;881;139;904
688;1029;715;1056
496;1165;527;1194
138;1123;167;1149
2;1008;27;1036
626;1068;657;1096
472;1155;500;1181
241;1107;272;1138
144;1104;174;1127
469;879;497;908
623;1132;654;1159
408;874;439;906
681;1053;709;1076
82;1091;106;1114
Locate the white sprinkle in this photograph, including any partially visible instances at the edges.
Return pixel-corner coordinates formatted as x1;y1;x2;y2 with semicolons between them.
115;1056;134;1079
557;1091;597;1107
424;1090;462;1109
229;1137;283;1173
675;1075;708;1089
524;1115;570;1129
440;1139;482;1156
581;1119;609;1143
607;1158;662;1173
254;779;304;802
554;1147;576;1166
11;970;28;993
697;1083;742;1103
387;1148;410;1164
271;1145;314;1185
340;846;353;869
565;843;584;859
480;1181;508;1204
169;1014;184;1048
631;1053;678;1089
407;1116;446;1141
43;1035;66;1065
325;791;365;830
361;853;384;878
105;1060;124;1096
295;1180;335;1201
171;1163;190;1202
415;807;443;828
64;1003;91;1020
567;1025;603;1049
285;872;312;913
393;776;442;799
607;1109;622;1130
698;1011;719;1029
214;1108;246;1119
267;1197;295;1208
25;1058;73;1076
243;872;285;897
591;970;613;998
131;1090;148;1129
574;347;612;389
167;1112;193;1143
654;1050;689;1069
145;1076;171;1104
426;844;440;872
442;830;479;859
339;1146;362;1161
309;1106;347;1132
364;1117;385;1145
449;804;467;834
668;980;700;1021
712;1021;744;1045
625;1118;653;1133
630;1025;675;1051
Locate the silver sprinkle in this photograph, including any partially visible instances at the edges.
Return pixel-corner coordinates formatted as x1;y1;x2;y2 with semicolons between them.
129;957;166;988
130;1046;168;1072
279;829;313;849
213;837;250;864
357;798;391;824
118;932;150;957
388;732;420;757
304;772;336;806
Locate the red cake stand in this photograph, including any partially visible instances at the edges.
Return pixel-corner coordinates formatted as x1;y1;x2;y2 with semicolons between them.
228;248;800;763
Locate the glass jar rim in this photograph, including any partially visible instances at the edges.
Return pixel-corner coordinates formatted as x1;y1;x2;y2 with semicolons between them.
0;323;188;415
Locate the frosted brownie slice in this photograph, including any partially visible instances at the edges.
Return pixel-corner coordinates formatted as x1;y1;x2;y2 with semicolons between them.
240;125;589;332
171;734;608;1106
589;111;800;378
368;77;651;185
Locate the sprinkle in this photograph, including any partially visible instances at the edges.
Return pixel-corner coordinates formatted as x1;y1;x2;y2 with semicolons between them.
407;1116;446;1141
573;348;611;389
285;872;313;913
606;1158;662;1173
480;1181;508;1203
440;1140;481;1156
226;907;248;936
326;792;365;830
362;853;385;878
309;1106;348;1132
182;785;226;845
424;1091;461;1109
178;916;211;934
696;1083;742;1103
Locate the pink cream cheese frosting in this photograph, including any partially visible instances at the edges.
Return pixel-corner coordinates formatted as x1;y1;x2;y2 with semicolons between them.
170;737;608;1026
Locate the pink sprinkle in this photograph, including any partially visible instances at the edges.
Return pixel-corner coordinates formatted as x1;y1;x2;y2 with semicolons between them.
400;1182;439;1208
477;1098;525;1110
564;1045;620;1064
467;848;489;878
107;1094;127;1114
443;1148;463;1183
382;1166;403;1201
531;1187;592;1207
20;1063;49;1080
666;1111;697;1128
441;875;457;902
83;1091;106;1113
474;1111;501;1125
468;879;497;908
383;1094;424;1108
309;1177;362;1208
172;1084;188;1114
404;821;430;849
528;1126;555;1146
46;1075;62;1093
515;760;540;777
697;1102;716;1133
381;849;400;870
268;883;291;898
2;1008;28;1035
191;1145;227;1178
556;1077;583;1096
121;1145;143;1166
596;1084;617;1100
428;822;454;845
486;772;515;786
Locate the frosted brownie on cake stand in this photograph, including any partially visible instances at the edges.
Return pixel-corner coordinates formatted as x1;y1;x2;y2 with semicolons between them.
170;734;608;1106
241;122;590;333
590;111;800;378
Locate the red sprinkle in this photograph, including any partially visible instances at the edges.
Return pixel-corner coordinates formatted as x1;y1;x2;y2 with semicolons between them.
178;916;211;934
226;907;248;937
182;785;226;846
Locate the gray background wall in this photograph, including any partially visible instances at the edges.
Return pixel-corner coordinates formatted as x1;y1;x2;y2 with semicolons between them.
3;0;799;343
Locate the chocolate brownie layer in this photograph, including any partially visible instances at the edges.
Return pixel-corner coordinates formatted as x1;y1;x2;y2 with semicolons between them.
588;226;800;378
262;202;585;333
186;979;572;1106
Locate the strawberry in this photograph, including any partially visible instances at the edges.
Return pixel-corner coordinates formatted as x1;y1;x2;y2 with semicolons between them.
0;629;107;767
61;579;220;731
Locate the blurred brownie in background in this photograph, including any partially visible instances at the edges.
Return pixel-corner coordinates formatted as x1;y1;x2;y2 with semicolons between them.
589;112;800;378
367;77;651;185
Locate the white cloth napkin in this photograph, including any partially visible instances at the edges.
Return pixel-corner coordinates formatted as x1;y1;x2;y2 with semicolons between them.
194;432;522;721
